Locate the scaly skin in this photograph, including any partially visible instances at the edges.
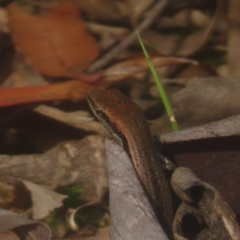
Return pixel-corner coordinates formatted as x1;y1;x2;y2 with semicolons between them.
87;88;173;233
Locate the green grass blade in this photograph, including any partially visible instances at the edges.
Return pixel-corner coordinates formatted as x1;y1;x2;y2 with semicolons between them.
136;31;179;131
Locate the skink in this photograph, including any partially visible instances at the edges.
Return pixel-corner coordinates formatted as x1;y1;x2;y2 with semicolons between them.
87;88;173;233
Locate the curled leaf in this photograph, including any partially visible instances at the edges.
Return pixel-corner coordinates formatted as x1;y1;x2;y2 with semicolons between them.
171;167;240;240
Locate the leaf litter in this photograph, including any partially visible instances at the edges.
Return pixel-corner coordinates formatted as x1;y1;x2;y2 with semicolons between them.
0;0;239;239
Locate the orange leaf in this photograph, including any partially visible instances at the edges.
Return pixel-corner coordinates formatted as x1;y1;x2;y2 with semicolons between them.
7;1;100;78
0;80;94;107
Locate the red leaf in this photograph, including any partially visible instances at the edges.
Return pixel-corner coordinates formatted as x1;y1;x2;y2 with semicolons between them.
0;80;94;107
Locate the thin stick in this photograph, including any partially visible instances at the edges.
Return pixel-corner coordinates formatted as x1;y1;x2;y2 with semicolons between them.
87;0;168;73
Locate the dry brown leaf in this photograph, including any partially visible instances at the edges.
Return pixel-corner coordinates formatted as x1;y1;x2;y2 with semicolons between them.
171;167;240;240
0;137;108;202
76;0;132;24
227;0;240;76
130;0;154;27
34;105;106;136
0;208;51;240
1;55;48;88
166;77;240;126
8;1;100;78
103;55;198;81
142;26;214;57
176;64;217;78
0;231;20;240
143;6;218;58
141;30;180;56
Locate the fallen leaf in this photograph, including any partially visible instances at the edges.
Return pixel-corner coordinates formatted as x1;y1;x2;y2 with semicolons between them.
0;80;94;107
1;55;48;88
171;167;240;240
0;230;19;240
103;55;198;82
105;139;169;240
21;179;67;220
159;114;240;217
7;1;100;78
0;55;197;108
34;105;106;136
227;0;240;76
176;63;217;78
68;201;109;233
142;6;218;58
0;137;107;202
0;208;51;240
166;77;240;126
130;0;154;27
77;0;132;24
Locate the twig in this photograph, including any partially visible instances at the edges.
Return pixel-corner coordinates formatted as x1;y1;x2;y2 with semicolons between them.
87;0;168;73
